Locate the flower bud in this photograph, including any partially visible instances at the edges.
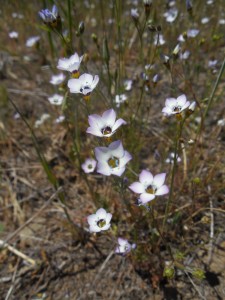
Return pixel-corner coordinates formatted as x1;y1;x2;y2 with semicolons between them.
163;265;175;279
143;0;152;18
192;268;205;280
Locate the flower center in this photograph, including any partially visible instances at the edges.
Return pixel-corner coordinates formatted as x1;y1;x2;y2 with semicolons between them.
97;219;106;228
146;185;156;194
87;164;93;169
108;157;119;169
173;105;182;113
101;126;112;135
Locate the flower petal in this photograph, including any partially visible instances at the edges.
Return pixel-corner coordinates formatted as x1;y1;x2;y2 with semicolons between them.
120;151;132;166
102;109;116;126
155;185;169;195
87;214;97;226
153;173;166;188
96;208;107;219
111;166;126;177
96;161;111;176
89;224;101;232
165;98;177;108
177;94;187;107
139;193;155;204
129;182;145;194
112;118;126;132
162;107;173;115
105;213;112;224
139;170;153;186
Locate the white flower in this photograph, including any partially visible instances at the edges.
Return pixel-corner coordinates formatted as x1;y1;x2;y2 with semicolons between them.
162;94;190;116
95;140;132;177
131;8;139;20
26;36;40;47
9;31;18;39
48;94;64;105
124;79;133;91
217;119;225;127
208;59;217;68
219;19;225;25
34;114;50;128
115;94;127;107
165;152;181;164
87;208;112;233
163;8;178;23
129;170;169;205
55;115;65;123
201;17;210;24
81;158;97;173
154;34;165;45
187;29;199;38
50;73;66;85
57;52;83;77
39;5;58;23
68;73;99;100
86;109;126;138
188;101;196;112
180;50;190;60
115;238;136;255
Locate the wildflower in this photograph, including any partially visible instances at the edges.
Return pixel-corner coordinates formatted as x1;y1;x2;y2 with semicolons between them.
124;79;133;91
68;73;99;101
131;8;139;21
152;74;160;85
188;101;196;112
95;140;132;177
129;170;169;205
57;52;84;78
87;208;112;233
34;114;50;128
50;73;66;85
55;115;65;124
115;238;136;255
39;5;61;30
201;17;210;24
162;94;190;117
9;31;18;39
163;8;178;23
187;29;199;38
26;36;40;47
115;94;128;107
208;59;217;68
81;158;97;173
165;152;181;164
143;0;152;18
154;34;166;45
180;50;190;60
86;109;126;138
48;94;64;105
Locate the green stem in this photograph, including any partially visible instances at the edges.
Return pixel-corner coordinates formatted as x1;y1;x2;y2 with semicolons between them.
67;0;73;50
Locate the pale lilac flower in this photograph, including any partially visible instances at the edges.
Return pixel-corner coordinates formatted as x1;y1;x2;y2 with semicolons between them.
208;59;217;68
188;101;196;112
129;170;169;205
50;73;66;85
48;94;64;105
131;8;139;20
87;109;126;138
124;79;133;91
162;94;190;116
34;114;50;128
55;115;65;124
87;208;112;233
68;73;99;100
95;140;132;177
115;94;127;107
9;31;18;39
82;158;97;173
187;29;199;38
39;5;58;23
115;238;136;255
26;36;40;47
180;50;190;60
154;34;166;45
165;152;181;164
201;17;210;24
163;8;178;23
57;52;83;77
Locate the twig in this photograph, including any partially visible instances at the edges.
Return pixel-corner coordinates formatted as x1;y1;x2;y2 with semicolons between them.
1;187;62;246
0;240;36;266
5;259;20;300
184;271;206;300
92;250;114;286
208;188;214;265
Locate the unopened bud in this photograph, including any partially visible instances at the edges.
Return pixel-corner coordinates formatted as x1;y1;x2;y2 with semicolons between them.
76;21;85;36
172;44;180;58
186;0;193;13
148;24;161;32
161;54;170;70
192;268;205;280
143;0;152;18
163;265;175;279
131;9;139;25
91;33;98;43
152;74;160;86
193;177;201;184
189;101;196;112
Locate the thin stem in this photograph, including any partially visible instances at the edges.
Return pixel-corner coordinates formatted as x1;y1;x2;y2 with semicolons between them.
67;0;73;50
162;120;183;233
